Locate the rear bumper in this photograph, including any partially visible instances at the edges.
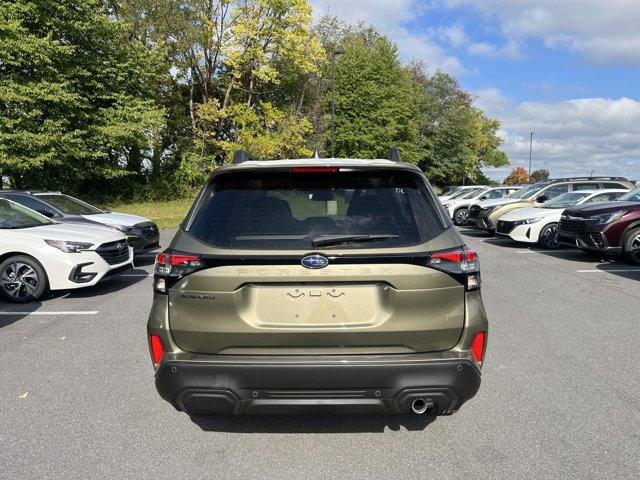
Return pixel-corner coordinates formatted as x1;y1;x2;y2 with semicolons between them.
154;354;482;415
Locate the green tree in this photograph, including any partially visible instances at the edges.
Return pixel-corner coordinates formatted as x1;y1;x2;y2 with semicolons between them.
331;31;421;162
0;0;164;193
410;66;509;185
530;169;550;182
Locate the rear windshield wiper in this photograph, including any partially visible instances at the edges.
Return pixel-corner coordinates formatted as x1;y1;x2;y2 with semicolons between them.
311;234;399;247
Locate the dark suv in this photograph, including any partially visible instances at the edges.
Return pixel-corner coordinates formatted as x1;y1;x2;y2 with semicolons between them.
558;187;640;264
147;150;488;416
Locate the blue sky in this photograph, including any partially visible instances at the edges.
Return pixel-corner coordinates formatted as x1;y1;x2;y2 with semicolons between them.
311;0;640;180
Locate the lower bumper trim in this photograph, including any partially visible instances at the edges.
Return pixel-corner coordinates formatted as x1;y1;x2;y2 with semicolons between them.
155;357;481;415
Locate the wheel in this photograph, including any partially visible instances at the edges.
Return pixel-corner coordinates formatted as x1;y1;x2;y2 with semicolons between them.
622;228;640;265
0;255;48;303
538;223;560;250
454;208;470;226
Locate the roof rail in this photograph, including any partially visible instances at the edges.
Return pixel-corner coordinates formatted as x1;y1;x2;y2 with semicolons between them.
233;150;253;164
388;147;401;162
550;176;630;183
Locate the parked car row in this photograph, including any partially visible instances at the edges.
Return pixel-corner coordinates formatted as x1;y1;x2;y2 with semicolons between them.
440;177;640;264
0;192;159;303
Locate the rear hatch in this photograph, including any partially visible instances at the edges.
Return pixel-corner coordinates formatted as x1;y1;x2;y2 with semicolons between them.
166;166;467;355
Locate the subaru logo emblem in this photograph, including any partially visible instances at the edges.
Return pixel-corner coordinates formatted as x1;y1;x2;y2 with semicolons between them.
301;254;329;269
116;243;124;251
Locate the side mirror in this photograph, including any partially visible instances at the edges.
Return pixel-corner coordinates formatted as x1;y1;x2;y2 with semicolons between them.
536;195;549;203
38;210;54;218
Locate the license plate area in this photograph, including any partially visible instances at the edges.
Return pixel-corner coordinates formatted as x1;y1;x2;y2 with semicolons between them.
240;283;385;328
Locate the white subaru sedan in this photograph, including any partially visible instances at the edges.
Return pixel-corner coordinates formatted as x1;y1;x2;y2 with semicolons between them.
0;198;134;303
495;189;628;249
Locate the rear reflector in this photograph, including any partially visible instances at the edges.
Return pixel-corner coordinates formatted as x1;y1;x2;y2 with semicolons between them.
149;334;165;366
470;331;486;364
290;166;340;174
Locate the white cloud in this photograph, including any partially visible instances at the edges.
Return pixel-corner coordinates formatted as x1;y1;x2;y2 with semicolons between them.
438;24;524;60
476;89;640;179
442;0;640;64
310;0;466;74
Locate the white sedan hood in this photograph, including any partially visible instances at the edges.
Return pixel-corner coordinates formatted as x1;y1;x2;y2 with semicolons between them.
82;211;150;227
15;223;126;244
499;207;560;222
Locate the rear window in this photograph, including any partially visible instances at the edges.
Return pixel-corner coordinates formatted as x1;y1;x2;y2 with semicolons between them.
189;170;446;249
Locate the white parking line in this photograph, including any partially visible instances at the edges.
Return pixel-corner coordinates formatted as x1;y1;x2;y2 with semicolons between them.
0;311;99;316
516;249;578;254
576;269;640;273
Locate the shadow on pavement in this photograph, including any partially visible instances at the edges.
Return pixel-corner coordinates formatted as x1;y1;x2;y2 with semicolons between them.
0;299;42;328
190;413;437;433
596;262;640;281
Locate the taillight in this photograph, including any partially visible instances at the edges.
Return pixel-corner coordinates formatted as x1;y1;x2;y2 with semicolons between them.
470;331;486;364
290;166;340;174
427;247;481;291
149;333;165;366
154;251;203;293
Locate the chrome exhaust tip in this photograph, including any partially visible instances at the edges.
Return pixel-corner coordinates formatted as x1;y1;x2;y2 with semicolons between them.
411;398;429;414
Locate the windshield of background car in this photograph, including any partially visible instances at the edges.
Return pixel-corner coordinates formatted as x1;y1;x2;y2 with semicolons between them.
542;192;590;208
619;187;640;201
447;189;474;199
458;189;484;199
189;170;447;250
507;183;548;199
36;194;103;215
0;199;53;229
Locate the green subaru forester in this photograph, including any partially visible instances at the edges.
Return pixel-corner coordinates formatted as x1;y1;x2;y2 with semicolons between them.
147;150;488;415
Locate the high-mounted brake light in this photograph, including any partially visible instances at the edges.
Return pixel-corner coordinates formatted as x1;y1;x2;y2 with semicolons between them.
154;252;203;293
470;331;486;364
149;333;165;366
290;166;340;174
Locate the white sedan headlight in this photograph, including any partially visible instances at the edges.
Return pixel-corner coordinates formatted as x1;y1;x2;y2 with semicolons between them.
520;217;544;225
44;240;93;253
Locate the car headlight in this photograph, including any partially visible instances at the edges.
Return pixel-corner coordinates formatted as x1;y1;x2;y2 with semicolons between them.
590;211;627;225
520;217;544;225
106;224;127;232
44;240;93;253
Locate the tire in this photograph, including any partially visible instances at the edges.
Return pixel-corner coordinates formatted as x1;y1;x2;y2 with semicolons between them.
622;228;640;265
0;255;48;303
538;223;560;250
454;208;470;226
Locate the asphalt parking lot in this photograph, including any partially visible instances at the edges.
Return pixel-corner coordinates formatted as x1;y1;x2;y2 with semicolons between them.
1;229;638;480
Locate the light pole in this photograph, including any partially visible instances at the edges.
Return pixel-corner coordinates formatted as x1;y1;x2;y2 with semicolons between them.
331;49;344;158
528;132;535;178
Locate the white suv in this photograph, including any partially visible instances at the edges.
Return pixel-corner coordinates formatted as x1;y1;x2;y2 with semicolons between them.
0;198;134;303
443;186;522;226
